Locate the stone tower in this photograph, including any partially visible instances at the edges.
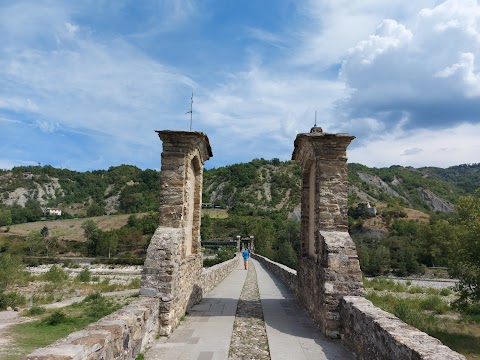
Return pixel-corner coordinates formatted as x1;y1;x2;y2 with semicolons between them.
292;126;363;338
141;130;212;335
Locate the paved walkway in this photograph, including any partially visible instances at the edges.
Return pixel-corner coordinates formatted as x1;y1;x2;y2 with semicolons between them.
144;258;354;360
253;258;354;360
145;259;248;360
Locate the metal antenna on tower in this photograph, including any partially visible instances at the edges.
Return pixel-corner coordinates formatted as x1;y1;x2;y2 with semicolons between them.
314;110;317;127
185;92;193;131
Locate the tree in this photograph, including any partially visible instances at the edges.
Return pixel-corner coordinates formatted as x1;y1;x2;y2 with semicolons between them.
0;209;12;227
96;231;117;258
25;231;43;256
82;220;99;256
0;254;27;291
40;226;49;238
450;189;480;304
87;202;105;217
40;226;55;256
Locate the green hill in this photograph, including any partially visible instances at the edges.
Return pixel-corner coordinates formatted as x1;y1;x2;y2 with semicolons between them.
1;160;479;227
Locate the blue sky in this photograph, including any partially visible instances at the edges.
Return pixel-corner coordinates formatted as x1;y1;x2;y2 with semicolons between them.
1;0;480;171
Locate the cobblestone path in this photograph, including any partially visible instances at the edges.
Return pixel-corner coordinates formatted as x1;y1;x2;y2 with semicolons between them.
229;262;270;360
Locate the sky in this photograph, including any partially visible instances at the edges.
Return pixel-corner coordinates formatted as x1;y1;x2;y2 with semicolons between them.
1;0;480;171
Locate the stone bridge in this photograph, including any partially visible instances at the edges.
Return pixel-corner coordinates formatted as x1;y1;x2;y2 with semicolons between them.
24;129;465;360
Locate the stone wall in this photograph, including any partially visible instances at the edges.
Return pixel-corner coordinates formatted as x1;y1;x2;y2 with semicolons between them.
251;256;465;360
22;257;240;359
23;297;160;360
251;254;297;294
340;296;466;360
199;255;240;295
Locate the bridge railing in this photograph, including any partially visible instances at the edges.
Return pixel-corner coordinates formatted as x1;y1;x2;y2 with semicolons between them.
251;253;466;360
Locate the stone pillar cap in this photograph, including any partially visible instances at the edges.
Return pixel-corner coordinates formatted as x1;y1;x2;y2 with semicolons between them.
155;130;213;159
291;131;355;160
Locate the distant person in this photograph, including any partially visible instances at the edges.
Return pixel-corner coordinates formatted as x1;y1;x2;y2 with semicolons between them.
242;248;250;270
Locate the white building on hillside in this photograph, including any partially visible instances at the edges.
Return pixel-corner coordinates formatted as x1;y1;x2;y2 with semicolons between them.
45;208;62;216
358;202;377;216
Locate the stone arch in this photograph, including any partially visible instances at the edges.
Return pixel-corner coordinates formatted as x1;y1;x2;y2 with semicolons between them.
301;158;316;258
184;155;202;256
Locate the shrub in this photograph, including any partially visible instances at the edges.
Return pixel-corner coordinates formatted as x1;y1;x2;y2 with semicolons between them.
84;292;102;302
426;287;440;295
43;311;67;325
408;286;425;294
439;288;452;296
420;296;449;314
84;296;118;319
0;291;26;310
77;268;92;282
26;305;46;315
43;265;69;282
128;278;140;288
62;260;80;269
394;301;414;322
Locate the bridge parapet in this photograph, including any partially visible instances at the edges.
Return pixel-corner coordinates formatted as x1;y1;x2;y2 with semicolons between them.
23;297;160;360
340;296;466;360
253;253;466;359
22;256;240;360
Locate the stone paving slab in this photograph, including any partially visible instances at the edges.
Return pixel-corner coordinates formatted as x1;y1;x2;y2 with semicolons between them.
252;258;355;360
144;260;248;360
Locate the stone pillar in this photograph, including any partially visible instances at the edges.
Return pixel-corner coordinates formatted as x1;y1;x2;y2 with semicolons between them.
292;126;363;339
141;130;212;336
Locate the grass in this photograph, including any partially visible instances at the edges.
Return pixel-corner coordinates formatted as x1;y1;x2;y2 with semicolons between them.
363;277;453;297
4;294;129;359
0;213;148;242
366;292;480;359
202;208;228;219
6;275;140;313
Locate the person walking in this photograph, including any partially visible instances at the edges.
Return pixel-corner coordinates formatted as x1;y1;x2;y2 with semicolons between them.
242;248;250;270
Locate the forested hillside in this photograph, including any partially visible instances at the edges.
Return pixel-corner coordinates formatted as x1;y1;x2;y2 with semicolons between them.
1;160;479;226
0;165;159;225
1;160;480;287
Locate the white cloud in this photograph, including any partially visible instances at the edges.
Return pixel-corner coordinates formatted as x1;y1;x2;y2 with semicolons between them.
349;123;480;168
0;97;39;112
1;0;479;171
401;147;423;156
0;117;20;124
244;27;286;47
0;25;195;144
435;52;480;97
343;19;412;67
35;119;58;133
293;0;434;67
338;0;480;131
195;63;347;162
